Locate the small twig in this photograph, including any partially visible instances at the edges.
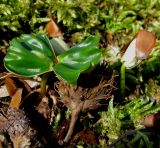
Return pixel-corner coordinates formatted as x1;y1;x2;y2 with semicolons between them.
107;130;137;148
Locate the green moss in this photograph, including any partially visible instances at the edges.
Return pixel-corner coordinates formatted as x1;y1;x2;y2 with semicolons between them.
49;0;160;46
1;0;160;47
94;97;160;144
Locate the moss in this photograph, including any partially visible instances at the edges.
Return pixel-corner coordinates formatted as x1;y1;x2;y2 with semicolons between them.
94;97;160;145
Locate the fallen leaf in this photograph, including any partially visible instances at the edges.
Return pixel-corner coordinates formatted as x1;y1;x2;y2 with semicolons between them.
4;77;23;109
5;77;18;96
9;89;23;109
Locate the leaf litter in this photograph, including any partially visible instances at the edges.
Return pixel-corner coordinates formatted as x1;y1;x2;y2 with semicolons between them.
0;63;117;147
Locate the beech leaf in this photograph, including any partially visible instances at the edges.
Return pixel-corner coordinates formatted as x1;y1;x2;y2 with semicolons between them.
4;34;55;76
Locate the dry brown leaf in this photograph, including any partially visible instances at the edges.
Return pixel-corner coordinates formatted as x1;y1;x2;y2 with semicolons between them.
45;18;63;37
5;77;18;96
9;89;23;109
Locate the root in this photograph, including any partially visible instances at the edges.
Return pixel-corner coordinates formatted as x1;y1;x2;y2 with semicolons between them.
63;106;81;143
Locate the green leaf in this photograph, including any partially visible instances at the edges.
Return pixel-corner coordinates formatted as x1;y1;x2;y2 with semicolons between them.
53;36;101;84
54;63;81;84
4;35;101;84
4;34;55;76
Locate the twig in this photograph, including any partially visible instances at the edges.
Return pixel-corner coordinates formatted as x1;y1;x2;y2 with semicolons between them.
107;130;137;148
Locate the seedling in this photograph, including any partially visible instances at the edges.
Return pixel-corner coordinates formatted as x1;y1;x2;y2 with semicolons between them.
3;33;104;142
120;30;156;99
4;34;101;92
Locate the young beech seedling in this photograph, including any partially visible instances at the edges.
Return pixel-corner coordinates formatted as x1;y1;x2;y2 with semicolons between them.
120;30;156;99
3;33;104;143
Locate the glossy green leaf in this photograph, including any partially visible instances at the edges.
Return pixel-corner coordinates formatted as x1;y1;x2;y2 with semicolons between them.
54;63;81;84
4;34;101;84
53;36;101;84
4;34;55;76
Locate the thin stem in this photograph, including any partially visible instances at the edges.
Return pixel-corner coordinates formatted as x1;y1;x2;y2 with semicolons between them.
63;107;81;143
40;73;50;97
120;63;126;99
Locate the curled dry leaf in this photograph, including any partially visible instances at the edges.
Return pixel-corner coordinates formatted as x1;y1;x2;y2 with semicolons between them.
0;74;33;98
3;77;34;109
4;77;23;109
45;18;63;37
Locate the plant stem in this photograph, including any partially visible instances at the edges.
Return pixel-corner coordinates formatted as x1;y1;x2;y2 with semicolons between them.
40;73;50;97
63;107;81;143
120;63;126;99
